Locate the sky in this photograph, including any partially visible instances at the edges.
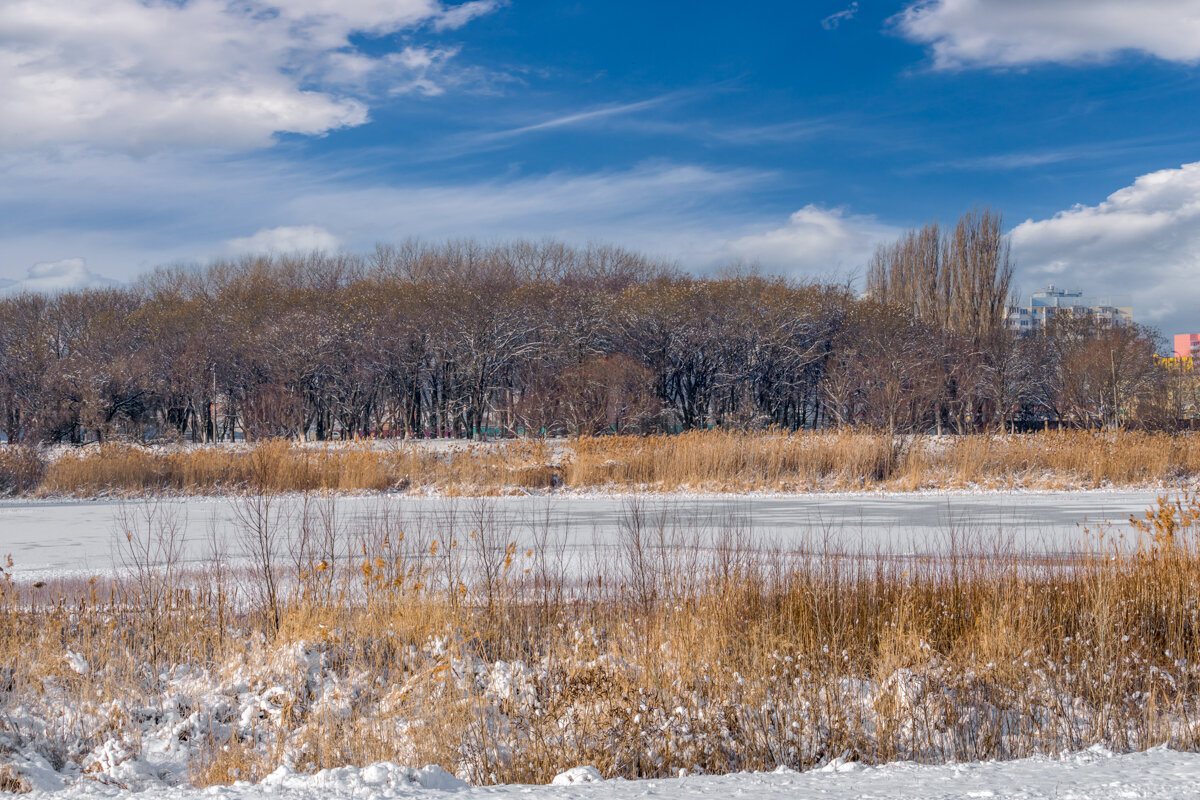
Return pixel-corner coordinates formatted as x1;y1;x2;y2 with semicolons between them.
2;0;1200;336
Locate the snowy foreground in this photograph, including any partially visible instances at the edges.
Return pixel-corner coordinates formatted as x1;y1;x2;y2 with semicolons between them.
17;748;1200;800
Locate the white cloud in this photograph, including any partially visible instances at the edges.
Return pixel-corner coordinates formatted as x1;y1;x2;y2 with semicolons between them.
0;144;890;288
821;2;859;31
0;0;499;151
708;205;899;277
485;96;675;138
0;148;764;277
432;0;503;32
1010;161;1200;333
281;163;770;257
228;225;342;254
1;258;117;294
385;46;463;96
895;0;1200;68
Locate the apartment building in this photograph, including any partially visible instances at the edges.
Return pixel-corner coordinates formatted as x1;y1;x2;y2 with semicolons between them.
1175;333;1200;359
1007;285;1133;332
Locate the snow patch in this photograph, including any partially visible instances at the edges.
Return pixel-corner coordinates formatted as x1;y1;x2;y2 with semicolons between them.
551;766;603;785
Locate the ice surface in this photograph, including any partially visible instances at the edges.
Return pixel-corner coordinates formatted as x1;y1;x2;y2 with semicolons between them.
0;490;1165;582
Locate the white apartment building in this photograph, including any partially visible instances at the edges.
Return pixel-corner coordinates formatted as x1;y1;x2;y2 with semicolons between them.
1007;285;1132;332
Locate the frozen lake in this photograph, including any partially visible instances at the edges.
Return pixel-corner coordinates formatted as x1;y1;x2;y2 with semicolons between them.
0;489;1166;582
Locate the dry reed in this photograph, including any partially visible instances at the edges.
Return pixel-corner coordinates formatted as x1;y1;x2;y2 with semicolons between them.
0;446;44;496
20;430;1200;498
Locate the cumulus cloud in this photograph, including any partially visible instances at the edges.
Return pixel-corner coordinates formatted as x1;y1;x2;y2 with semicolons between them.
227;225;342;254
0;0;500;151
708;205;898;277
0;258;118;294
1010;161;1200;333
895;0;1200;68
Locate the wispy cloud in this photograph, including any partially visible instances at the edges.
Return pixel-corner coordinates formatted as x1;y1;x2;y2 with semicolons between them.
432;0;506;32
417;92;696;160
821;2;859;30
907;149;1092;173
0;148;780;282
0;143;890;285
903;137;1189;174
445;92;840;159
703;117;842;146
479;95;680;140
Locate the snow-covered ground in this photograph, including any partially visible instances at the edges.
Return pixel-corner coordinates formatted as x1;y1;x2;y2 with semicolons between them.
15;748;1200;800
0;490;1163;582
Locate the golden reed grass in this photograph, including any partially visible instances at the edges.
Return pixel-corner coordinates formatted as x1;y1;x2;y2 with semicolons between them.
2;492;1200;788
12;429;1200;497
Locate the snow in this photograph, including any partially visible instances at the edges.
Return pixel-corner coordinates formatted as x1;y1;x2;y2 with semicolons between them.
551;766;603;785
0;491;1163;583
9;748;1200;799
263;763;467;792
3;618;1190;798
61;652;89;676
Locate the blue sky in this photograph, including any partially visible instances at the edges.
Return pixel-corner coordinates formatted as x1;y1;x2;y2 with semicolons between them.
3;0;1200;334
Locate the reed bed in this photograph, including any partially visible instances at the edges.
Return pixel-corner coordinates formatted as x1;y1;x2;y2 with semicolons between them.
33;439;562;496
2;492;1200;790
8;429;1200;498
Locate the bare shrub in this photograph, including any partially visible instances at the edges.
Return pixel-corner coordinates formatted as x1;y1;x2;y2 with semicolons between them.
112;499;186;667
233;493;283;634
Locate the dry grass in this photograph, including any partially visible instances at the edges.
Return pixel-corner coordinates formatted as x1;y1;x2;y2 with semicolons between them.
37;439;564;496
0;446;45;496
0;766;31;795
18;429;1200;497
565;429;1200;491
3;491;1200;788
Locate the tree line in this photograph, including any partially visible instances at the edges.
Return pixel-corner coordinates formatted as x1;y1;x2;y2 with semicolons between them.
0;212;1182;444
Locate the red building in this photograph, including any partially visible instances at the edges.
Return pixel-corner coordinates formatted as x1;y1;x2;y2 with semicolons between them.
1176;333;1200;359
